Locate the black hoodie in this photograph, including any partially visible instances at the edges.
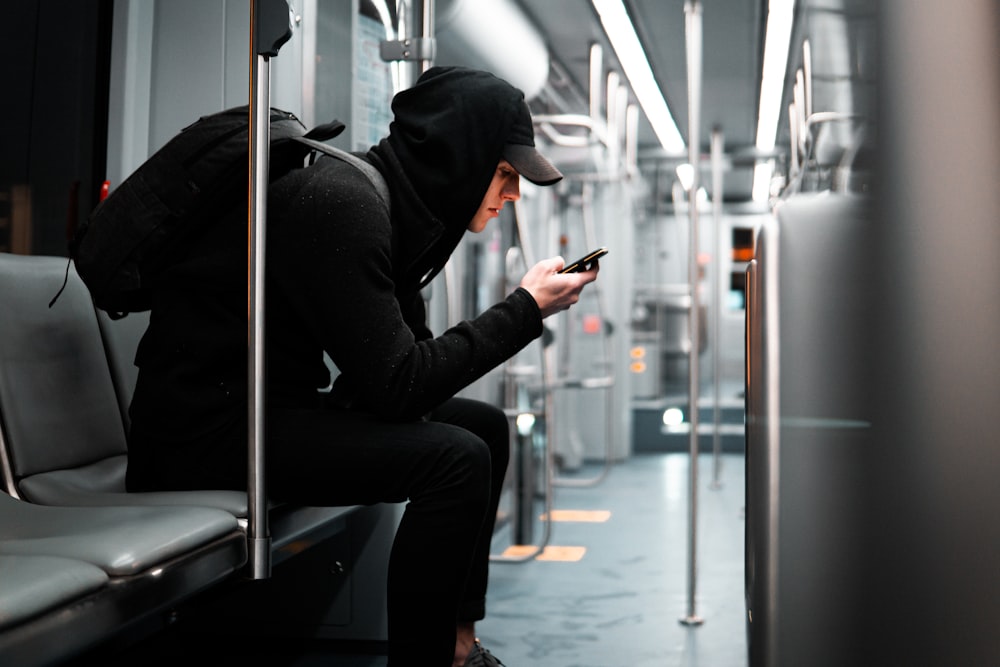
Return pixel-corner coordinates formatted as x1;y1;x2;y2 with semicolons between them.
126;67;546;490
384;67;535;287
268;66;546;418
380;67;518;286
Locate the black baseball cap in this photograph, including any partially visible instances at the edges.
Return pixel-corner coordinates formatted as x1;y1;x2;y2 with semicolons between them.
503;100;563;186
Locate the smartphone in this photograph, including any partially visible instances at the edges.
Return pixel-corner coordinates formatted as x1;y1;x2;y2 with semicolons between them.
559;247;608;274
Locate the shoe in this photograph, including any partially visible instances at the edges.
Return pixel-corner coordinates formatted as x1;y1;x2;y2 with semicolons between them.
463;639;506;667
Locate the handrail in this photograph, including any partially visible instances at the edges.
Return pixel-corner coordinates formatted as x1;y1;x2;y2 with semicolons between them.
490;346;557;563
553;180;615;488
532;113;610;149
784;111;866;197
490;198;554;563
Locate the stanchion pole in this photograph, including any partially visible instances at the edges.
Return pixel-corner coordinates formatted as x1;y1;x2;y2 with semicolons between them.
247;0;292;580
710;126;725;490
680;0;705;627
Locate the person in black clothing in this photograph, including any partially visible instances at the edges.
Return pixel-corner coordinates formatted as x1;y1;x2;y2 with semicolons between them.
126;66;598;666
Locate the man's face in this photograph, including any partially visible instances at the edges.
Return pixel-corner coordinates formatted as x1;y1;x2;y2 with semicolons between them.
468;160;521;233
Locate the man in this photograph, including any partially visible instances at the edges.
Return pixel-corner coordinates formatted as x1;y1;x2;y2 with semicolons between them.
127;66;598;666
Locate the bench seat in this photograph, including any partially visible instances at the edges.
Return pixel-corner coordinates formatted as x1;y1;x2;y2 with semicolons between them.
0;554;108;632
0;253;365;553
0;490;246;665
0;252;394;662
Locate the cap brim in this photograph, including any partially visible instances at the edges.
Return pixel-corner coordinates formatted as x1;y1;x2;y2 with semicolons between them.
503;144;563;186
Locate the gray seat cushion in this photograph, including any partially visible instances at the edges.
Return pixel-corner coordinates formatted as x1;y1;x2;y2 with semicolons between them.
0;554;108;631
18;455;249;516
0;491;240;576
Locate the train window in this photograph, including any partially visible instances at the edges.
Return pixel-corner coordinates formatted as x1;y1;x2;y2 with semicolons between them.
313;1;394;153
732;226;754;263
1;0;113;256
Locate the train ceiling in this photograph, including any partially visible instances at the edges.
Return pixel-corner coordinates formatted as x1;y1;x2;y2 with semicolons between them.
456;0;878;203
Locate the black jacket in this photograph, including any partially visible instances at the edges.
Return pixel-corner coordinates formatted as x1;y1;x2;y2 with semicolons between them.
126;67;544;491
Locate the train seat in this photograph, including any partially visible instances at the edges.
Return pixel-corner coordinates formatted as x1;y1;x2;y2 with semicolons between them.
0;252;246;511
0;489;246;665
0;252;363;558
0;553;108;631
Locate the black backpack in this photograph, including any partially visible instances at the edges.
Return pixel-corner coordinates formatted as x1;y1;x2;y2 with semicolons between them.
65;105;388;318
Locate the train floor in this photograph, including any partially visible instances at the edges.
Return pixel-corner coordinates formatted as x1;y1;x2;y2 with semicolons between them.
478;451;748;667
98;452;748;667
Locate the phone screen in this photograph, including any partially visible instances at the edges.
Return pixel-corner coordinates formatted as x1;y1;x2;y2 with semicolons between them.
559;247;608;274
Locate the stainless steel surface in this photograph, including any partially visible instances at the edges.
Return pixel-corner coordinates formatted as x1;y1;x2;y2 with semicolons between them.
247;56;272;581
747;194;876;667
744;218;778;666
680;0;704;628
710;126;724;488
415;0;435;72
553;181;616;488
490;198;556;563
247;4;272;580
509;0;877;203
864;2;1000;664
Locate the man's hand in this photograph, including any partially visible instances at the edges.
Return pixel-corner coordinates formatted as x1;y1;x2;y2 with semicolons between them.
519;256;599;319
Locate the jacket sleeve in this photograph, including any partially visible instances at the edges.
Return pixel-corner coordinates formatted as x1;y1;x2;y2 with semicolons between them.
331;286;542;420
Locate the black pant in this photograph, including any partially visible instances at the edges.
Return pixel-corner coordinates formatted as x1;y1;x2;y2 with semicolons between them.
268;397;510;666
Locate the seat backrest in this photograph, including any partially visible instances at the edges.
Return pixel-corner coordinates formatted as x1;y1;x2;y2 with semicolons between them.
96;309;150;432
0;253;127;494
0;253;248;514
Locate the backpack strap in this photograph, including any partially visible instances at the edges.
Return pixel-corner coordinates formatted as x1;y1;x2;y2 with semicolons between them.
291;136;391;215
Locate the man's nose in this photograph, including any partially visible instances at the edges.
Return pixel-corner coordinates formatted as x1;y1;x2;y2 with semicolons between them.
503;178;521;201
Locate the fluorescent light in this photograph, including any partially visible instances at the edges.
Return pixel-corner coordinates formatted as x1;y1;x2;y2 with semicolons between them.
591;0;685;154
676;163;695;190
756;0;796;152
516;413;536;436
752;161;776;202
663;407;685;427
753;0;796;202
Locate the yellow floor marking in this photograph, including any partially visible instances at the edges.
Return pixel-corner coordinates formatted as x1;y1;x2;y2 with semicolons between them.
541;509;612;523
536;545;587;561
501;545;541;558
501;545;587;562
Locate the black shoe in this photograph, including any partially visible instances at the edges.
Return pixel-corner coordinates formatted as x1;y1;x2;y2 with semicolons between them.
463;639;506;667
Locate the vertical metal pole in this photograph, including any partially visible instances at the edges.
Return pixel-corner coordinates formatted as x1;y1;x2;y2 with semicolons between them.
606;72;621;171
553;182;615;488
247;0;291;580
710;126;724;490
247;0;270;582
681;0;704;627
489;202;555;563
397;0;435;88
589;43;603;124
417;0;434;71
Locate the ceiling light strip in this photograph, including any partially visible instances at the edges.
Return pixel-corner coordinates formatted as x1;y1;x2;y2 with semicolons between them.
752;0;796;202
591;0;685;154
756;0;796;153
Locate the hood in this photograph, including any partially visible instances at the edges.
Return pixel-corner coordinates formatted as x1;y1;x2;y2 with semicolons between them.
381;67;537;287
